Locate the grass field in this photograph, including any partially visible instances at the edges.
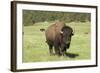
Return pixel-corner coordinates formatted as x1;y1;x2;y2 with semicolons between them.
23;21;91;63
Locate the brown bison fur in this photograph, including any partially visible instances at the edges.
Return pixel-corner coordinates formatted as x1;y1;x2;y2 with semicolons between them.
45;21;74;56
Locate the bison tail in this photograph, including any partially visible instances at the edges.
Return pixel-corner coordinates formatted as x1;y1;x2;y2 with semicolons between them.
40;28;45;32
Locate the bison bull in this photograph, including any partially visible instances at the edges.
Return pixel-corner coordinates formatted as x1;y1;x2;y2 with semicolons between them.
45;21;74;56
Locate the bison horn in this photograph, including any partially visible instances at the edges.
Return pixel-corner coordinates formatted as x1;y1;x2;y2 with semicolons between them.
60;31;63;34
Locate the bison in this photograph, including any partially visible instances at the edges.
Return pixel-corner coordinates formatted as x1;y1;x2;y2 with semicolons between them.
45;21;74;56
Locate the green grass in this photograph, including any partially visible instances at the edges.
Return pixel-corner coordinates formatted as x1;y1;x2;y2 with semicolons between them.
23;22;91;62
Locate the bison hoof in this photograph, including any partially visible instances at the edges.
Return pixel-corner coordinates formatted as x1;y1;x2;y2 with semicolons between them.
57;53;62;56
50;53;55;56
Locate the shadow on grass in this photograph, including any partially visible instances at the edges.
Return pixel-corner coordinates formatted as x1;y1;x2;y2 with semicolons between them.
65;52;79;58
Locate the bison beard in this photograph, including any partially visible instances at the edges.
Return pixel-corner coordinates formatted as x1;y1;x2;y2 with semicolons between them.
45;21;74;56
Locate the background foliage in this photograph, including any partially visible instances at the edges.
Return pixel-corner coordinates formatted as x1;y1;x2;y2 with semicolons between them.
23;10;91;26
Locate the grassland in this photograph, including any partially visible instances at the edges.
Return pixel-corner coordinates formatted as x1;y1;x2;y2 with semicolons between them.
23;22;91;63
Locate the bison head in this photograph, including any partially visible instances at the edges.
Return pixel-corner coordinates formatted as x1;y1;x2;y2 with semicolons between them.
60;26;74;48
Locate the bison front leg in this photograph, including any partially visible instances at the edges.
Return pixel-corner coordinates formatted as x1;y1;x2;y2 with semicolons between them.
62;43;70;56
61;44;67;56
63;47;67;56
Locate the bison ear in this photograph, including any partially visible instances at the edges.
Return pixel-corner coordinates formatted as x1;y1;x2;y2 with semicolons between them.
72;32;74;36
60;31;63;34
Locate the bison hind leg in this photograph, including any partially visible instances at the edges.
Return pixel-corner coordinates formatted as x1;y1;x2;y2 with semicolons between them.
54;45;62;56
48;44;54;56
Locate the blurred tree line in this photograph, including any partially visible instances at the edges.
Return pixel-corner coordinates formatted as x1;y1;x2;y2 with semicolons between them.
23;10;91;26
